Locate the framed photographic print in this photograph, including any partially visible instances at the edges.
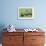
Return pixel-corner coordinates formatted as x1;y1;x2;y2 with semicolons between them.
18;7;34;19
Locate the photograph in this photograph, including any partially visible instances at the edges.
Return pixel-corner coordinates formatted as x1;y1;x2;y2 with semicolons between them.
18;7;34;19
0;0;46;46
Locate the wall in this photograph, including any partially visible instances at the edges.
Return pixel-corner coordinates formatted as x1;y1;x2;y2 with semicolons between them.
0;0;46;30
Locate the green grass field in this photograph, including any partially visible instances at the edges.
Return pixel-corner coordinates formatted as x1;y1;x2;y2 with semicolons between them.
19;8;32;17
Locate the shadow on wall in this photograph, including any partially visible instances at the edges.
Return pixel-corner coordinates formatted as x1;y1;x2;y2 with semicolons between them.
0;24;7;43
